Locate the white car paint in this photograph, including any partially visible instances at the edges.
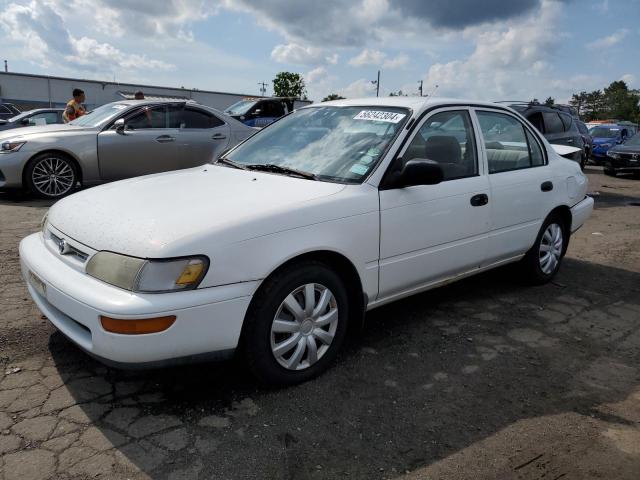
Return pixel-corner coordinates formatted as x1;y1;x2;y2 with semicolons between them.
19;97;593;367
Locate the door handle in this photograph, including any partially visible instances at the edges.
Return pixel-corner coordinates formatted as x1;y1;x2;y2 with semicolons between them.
566;138;574;143
541;181;553;192
470;193;489;207
155;135;175;143
211;133;227;140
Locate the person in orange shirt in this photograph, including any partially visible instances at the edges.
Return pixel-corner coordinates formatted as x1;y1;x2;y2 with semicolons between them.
62;88;86;123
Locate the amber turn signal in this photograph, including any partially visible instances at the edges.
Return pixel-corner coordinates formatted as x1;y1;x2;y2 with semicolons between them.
100;315;176;335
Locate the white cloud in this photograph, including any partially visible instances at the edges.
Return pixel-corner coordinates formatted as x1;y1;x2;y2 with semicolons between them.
338;78;377;98
0;0;174;72
422;0;567;101
271;43;339;65
587;29;629;49
621;73;636;87
306;66;329;84
348;49;409;69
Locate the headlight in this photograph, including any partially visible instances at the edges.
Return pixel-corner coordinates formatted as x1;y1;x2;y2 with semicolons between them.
0;140;26;153
608;152;620;159
601;143;612;148
86;252;209;293
40;213;49;236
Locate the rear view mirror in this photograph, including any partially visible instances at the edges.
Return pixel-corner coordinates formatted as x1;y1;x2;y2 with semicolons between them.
398;159;444;187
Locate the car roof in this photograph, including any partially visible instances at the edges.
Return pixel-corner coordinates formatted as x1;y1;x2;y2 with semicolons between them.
305;97;509;114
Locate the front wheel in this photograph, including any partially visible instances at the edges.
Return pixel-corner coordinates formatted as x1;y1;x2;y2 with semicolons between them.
25;153;77;199
242;261;349;386
519;214;567;285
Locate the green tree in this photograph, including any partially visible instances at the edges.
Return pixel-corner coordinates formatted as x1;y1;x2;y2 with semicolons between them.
273;72;307;111
569;91;588;118
322;93;345;102
544;96;555;107
603;80;640;122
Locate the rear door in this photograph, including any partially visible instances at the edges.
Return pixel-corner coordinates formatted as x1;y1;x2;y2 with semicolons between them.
97;104;182;181
474;109;555;263
169;106;231;165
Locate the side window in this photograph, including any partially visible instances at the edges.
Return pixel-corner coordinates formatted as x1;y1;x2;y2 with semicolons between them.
559;113;573;132
403;110;477;181
542;112;563;134
526;112;545;133
168;107;224;128
477;111;544;173
126;106;167;129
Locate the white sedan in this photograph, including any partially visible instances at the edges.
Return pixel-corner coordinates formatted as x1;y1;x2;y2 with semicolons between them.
20;97;593;385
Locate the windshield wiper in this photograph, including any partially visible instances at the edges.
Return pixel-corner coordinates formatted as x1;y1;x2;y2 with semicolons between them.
244;163;318;180
216;157;247;170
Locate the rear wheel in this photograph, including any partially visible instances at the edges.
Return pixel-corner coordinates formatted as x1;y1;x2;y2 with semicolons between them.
25;153;77;199
242;261;349;386
519;214;567;285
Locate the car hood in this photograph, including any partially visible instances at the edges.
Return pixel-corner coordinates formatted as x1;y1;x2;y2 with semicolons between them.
48;166;347;257
0;123;92;140
592;137;618;143
609;144;640;153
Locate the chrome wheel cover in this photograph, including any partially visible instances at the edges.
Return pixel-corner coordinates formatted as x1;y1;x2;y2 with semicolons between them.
270;283;339;371
539;223;563;275
31;157;75;197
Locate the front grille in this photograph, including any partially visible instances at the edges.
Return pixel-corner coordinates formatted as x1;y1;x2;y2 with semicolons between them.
49;231;89;262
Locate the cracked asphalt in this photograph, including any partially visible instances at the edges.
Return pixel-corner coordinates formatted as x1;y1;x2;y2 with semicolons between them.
0;167;639;480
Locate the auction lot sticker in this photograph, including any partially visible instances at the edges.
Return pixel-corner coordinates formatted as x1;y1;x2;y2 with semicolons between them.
354;110;406;123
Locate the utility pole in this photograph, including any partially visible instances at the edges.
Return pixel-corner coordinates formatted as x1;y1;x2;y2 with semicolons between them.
258;81;268;97
3;60;7;73
418;80;423;97
376;70;380;97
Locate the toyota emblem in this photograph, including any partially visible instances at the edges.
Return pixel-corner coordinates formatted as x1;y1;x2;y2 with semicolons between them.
58;238;68;255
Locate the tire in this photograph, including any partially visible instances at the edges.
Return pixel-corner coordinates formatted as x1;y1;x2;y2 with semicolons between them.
604;168;617;177
242;260;349;386
25;153;78;199
519;214;568;285
580;153;586;170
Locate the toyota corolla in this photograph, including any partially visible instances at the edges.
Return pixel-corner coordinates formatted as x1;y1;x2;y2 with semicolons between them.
20;98;593;385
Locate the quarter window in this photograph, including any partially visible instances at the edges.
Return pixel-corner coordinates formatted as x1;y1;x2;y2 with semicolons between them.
542;112;563;134
477;111;545;173
403;110;478;181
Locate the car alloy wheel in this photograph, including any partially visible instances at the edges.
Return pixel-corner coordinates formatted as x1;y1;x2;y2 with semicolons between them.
30;157;75;197
270;283;339;371
539;223;563;275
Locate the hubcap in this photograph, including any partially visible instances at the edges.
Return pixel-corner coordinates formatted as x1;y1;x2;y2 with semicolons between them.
32;158;74;197
270;283;339;371
539;223;563;275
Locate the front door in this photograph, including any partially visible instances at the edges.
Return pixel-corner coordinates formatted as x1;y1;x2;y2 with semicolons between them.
97;105;182;181
378;108;491;299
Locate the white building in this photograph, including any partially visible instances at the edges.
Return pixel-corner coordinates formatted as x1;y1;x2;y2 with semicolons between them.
0;71;302;112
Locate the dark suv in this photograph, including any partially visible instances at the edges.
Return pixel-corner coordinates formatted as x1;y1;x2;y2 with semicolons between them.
506;102;586;168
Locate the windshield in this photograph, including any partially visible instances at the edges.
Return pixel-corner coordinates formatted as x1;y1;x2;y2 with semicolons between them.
591;127;619;138
625;133;640;146
225;100;257;116
7;111;35;122
224;106;409;183
69;103;130;127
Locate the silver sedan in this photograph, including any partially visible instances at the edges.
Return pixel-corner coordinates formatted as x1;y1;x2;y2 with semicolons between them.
0;100;255;198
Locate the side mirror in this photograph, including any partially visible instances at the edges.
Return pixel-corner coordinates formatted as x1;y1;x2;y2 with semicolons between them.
21;118;31;125
114;118;126;134
397;159;444;187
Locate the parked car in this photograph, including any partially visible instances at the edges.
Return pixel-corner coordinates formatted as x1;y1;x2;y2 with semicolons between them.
590;124;633;164
20;98;593;385
0;108;64;131
0;100;255;198
604;132;640;176
576;120;593;160
224;97;293;127
506;102;586;168
0;103;21;120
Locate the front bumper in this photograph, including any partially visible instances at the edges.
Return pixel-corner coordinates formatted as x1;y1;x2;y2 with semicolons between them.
19;233;257;367
604;155;640;172
0;151;30;188
570;196;594;233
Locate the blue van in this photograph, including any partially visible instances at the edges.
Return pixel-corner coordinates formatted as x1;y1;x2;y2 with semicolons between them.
590;124;637;164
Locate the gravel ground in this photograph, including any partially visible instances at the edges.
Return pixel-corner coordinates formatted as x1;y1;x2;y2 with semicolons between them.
0;167;639;480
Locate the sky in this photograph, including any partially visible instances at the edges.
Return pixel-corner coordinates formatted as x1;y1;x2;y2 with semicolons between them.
1;0;639;103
